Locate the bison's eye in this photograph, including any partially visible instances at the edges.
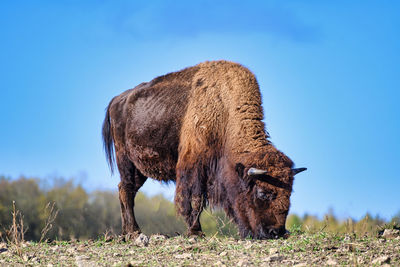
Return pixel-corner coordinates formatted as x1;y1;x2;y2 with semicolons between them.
256;188;276;201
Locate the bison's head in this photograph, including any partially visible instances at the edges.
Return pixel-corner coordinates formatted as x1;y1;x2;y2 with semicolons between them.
232;152;306;239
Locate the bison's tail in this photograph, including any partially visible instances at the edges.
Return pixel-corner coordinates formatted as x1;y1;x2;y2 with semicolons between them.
102;101;115;174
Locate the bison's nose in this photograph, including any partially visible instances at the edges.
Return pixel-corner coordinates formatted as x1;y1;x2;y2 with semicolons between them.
278;226;288;236
283;229;290;239
278;227;290;239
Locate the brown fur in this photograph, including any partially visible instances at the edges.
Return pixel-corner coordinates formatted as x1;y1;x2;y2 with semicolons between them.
103;60;300;239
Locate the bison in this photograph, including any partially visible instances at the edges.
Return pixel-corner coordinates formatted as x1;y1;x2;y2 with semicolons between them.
102;60;306;239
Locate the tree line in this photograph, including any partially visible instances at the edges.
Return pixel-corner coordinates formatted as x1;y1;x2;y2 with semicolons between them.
0;176;398;241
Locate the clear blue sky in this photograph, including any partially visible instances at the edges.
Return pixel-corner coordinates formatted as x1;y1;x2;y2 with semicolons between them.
1;1;399;220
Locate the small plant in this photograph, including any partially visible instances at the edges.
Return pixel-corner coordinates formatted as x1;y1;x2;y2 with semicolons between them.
102;228;115;242
2;201;59;261
280;243;294;253
5;201;27;258
27;202;59;260
38;202;59;243
384;222;400;230
289;224;303;235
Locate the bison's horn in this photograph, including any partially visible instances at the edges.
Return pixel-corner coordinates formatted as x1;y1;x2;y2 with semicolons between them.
292;167;307;175
248;168;268;176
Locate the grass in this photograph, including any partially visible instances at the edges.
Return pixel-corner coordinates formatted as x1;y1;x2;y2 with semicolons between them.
1;231;399;266
1;203;399;266
1;201;58;262
4;201;26;258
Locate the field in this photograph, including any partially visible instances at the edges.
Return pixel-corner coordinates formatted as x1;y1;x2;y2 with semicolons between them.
1;230;399;266
1;178;400;266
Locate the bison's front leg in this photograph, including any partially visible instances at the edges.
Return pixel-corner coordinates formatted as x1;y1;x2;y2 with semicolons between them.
175;169;206;237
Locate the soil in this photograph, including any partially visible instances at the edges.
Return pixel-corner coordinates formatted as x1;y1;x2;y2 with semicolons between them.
1;232;399;266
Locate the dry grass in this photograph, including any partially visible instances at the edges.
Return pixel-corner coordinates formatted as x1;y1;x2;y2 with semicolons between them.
0;231;399;266
4;201;26;258
1;202;399;266
31;202;58;259
1;201;58;261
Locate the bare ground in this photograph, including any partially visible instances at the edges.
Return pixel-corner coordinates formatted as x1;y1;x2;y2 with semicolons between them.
1;232;399;266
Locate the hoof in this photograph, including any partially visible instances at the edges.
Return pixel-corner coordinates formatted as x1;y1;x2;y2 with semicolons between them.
122;231;141;242
187;230;205;238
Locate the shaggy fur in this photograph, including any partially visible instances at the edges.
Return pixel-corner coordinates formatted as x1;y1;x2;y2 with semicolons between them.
103;60;302;239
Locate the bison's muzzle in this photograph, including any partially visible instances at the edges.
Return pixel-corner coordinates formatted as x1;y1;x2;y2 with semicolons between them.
257;227;288;240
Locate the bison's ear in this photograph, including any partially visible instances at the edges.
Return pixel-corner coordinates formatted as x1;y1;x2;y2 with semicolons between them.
235;163;245;178
292;167;307;175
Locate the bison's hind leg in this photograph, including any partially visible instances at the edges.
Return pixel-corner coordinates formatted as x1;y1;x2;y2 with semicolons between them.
175;167;207;237
116;152;147;239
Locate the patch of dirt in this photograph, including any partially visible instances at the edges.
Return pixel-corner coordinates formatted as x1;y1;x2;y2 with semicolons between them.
1;233;399;266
